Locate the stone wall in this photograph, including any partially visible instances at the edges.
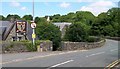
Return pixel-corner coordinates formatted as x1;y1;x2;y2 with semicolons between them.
38;41;53;51
106;37;120;41
1;41;53;54
61;39;106;51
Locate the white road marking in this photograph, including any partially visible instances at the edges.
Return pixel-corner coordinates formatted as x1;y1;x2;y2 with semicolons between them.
50;60;74;68
86;52;105;57
110;49;118;52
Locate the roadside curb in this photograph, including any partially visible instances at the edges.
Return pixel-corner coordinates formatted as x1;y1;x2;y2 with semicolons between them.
104;59;120;69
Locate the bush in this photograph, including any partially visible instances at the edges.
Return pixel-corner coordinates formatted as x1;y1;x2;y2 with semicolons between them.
21;40;50;52
36;22;61;51
2;40;51;53
25;41;36;52
64;22;90;42
87;36;101;42
35;40;50;47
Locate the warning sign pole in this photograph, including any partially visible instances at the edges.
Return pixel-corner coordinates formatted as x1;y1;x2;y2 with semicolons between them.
32;0;35;46
33;28;35;45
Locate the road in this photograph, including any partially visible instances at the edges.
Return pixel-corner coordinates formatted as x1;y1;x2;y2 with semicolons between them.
1;39;119;69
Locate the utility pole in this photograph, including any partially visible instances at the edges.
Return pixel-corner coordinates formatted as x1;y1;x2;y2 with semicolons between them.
33;0;34;20
31;0;36;46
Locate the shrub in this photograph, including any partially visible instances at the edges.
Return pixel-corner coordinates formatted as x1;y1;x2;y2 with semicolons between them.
25;41;36;52
36;22;61;51
87;36;98;42
64;22;90;42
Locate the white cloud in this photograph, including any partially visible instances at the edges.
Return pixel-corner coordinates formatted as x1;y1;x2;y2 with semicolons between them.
80;1;116;16
77;0;119;2
90;1;115;7
21;7;27;10
60;2;70;8
10;1;20;7
10;1;27;11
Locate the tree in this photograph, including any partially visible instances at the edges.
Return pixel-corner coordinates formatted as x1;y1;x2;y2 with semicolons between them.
22;15;33;21
60;15;68;22
36;22;61;51
35;17;40;23
59;12;75;22
91;7;120;37
90;13;109;36
73;11;95;25
64;22;89;42
0;15;5;20
52;14;61;22
107;8;120;36
5;14;21;21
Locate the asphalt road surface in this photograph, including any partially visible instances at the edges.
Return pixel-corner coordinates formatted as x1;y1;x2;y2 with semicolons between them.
1;39;119;69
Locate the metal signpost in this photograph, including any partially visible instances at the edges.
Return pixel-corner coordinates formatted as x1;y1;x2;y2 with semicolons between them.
31;0;36;46
31;21;36;45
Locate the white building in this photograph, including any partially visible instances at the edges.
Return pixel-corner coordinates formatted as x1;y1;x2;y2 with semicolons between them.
53;22;72;38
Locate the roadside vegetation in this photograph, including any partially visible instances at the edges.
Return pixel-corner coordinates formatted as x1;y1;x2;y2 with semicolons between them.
0;7;119;51
36;22;61;51
2;40;51;52
0;8;119;37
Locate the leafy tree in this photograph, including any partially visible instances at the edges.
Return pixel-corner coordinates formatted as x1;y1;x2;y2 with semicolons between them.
60;15;68;22
52;14;61;22
97;12;110;26
0;15;5;20
60;12;75;22
5;14;21;21
35;17;41;23
91;8;120;37
64;22;89;42
90;13;109;36
107;8;120;22
73;11;95;25
107;8;120;36
22;15;33;21
36;22;61;51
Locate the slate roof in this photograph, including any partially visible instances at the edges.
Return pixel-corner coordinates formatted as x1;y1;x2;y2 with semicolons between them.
0;27;6;40
53;22;72;31
0;21;15;40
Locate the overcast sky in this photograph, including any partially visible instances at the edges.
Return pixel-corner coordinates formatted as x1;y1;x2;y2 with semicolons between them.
1;0;119;17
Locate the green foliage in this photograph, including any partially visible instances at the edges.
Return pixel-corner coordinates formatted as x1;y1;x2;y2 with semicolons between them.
87;36;101;42
64;22;89;42
35;17;47;24
35;40;50;45
20;40;51;51
51;11;95;25
1;7;119;42
5;14;21;21
25;42;36;51
0;15;5;20
36;22;61;51
91;8;120;37
14;41;36;52
35;17;41;23
75;11;95;23
51;14;61;22
16;40;34;51
22;15;33;21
